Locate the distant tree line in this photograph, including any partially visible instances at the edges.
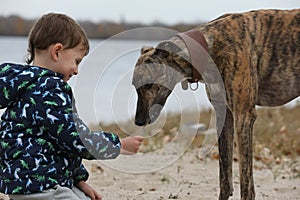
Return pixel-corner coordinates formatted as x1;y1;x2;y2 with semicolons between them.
0;15;206;40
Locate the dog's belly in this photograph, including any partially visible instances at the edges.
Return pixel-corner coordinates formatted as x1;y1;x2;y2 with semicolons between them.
257;93;298;106
256;60;300;106
257;79;300;106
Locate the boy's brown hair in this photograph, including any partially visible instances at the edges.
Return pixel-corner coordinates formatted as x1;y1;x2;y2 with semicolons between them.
26;13;90;64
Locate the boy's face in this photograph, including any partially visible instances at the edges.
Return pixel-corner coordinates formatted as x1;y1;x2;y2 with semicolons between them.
55;43;86;82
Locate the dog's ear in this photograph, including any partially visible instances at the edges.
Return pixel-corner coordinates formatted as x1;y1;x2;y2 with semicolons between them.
156;41;189;63
156;41;181;54
155;41;182;58
141;46;154;54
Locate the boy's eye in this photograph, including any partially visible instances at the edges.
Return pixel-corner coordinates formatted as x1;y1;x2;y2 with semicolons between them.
76;59;81;65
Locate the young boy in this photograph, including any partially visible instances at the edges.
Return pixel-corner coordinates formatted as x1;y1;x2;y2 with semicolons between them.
0;13;143;200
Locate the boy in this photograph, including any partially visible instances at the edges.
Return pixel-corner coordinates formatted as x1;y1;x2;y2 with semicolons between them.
0;13;143;200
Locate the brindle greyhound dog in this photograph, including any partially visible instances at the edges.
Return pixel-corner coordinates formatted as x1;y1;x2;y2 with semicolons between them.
132;9;300;200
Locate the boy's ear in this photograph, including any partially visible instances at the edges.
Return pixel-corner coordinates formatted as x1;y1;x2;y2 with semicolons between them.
51;43;63;61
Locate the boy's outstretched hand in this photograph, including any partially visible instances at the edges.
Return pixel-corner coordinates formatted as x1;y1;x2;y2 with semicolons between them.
120;136;144;155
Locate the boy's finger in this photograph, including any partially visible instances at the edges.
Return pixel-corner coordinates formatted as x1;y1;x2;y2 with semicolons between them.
134;136;144;141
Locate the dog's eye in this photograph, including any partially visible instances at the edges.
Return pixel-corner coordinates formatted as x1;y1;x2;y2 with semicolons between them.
144;83;153;90
144;59;152;64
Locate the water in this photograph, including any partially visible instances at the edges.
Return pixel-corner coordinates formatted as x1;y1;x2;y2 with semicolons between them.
0;36;211;125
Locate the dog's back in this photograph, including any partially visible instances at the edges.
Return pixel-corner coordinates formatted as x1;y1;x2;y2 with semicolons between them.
198;9;300;106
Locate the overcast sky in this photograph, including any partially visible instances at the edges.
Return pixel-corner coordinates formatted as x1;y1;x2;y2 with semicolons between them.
1;0;300;24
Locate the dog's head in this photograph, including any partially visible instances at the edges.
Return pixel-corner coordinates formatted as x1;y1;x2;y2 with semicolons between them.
132;40;192;126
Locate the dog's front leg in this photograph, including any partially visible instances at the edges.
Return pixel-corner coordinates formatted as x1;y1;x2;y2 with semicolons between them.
235;107;256;200
217;107;234;200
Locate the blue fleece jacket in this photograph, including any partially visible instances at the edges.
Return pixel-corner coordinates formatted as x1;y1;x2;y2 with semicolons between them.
0;63;121;194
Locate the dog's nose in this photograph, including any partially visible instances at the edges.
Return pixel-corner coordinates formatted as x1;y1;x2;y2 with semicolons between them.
135;118;146;126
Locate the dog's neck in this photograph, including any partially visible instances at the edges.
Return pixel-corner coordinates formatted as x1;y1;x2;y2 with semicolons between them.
176;30;208;83
169;29;209;90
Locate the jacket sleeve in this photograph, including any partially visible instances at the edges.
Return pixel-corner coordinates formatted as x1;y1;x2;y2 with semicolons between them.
73;163;89;185
37;77;121;160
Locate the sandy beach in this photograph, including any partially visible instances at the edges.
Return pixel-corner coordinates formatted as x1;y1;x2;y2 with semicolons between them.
86;148;299;200
1;148;298;200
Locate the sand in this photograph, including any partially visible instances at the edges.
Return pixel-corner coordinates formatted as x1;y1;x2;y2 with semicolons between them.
0;148;299;200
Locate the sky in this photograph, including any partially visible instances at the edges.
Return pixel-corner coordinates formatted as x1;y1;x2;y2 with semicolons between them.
1;0;300;24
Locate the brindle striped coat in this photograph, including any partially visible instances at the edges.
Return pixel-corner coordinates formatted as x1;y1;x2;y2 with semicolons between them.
132;9;300;200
